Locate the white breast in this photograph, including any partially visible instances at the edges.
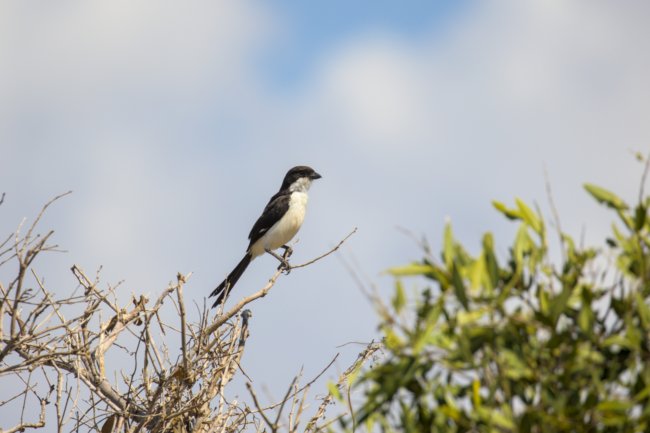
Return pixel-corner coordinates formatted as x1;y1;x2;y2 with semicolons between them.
251;192;309;256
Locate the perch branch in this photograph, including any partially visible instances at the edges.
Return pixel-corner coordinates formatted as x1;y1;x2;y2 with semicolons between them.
206;228;357;335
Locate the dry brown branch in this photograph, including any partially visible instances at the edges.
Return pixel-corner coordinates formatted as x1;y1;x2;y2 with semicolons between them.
2;398;46;433
1;196;371;433
261;354;339;415
175;273;189;377
304;340;382;433
247;382;275;431
205;268;284;335
290;228;357;270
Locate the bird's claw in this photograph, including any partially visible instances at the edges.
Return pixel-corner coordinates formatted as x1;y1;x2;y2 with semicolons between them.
278;257;291;275
277;260;291;274
266;247;293;274
275;245;292;273
282;245;293;259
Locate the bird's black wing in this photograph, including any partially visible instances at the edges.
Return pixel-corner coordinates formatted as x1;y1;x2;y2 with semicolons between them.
247;191;291;248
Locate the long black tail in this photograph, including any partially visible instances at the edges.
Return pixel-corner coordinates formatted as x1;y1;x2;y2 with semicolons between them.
210;253;252;308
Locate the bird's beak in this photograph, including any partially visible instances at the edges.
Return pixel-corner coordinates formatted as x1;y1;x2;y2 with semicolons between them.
311;172;322;180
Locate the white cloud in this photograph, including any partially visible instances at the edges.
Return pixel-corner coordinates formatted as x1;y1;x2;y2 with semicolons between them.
315;36;429;145
305;0;650;161
0;0;272;121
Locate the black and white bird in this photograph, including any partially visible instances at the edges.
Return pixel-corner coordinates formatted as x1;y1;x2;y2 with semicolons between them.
210;166;322;307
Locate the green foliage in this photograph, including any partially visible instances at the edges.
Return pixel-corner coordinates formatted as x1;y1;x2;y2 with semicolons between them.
348;179;650;432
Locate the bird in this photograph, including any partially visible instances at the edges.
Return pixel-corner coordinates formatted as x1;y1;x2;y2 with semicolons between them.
210;165;322;307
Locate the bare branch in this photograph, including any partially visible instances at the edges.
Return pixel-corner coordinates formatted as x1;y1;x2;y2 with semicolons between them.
176;273;189;376
261;354;340;413
290;227;357;270
305;340;382;432
1;197;363;432
247;382;275;432
1;398;47;433
205;268;283;335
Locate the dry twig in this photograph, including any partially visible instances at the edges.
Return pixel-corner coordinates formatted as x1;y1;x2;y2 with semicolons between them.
0;195;370;433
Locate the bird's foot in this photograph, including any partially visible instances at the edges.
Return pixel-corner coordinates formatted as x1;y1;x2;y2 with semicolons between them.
265;248;292;274
280;245;293;273
281;244;293;259
278;259;291;274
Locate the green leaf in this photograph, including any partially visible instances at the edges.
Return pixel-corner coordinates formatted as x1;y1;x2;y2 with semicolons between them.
499;349;534;380
429;266;451;288
451;262;469;310
617;209;635;231
392;280;406;313
492;407;516;430
516;198;543;234
603;334;634;349
514;225;534;265
584;183;629;210
482;232;500;289
443;221;454;268
457;308;485;326
634;385;650;402
442;390;462;420
413;303;443;354
468;253;487;292
476;407;516;430
636;292;650;330
611;223;634;254
578;303;594;334
626;322;642;350
550;284;573;325
387;263;434;277
384;328;403;351
635;204;647;232
472;379;481;408
538;285;550;317
562;233;577;260
596;399;632;412
327;381;343;401
492;200;521;220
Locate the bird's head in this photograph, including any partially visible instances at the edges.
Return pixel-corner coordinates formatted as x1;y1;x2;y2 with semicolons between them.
281;165;322;192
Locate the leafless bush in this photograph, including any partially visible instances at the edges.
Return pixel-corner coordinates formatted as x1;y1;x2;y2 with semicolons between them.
0;193;377;433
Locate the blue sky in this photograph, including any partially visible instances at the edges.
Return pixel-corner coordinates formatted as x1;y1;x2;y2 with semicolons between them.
1;0;650;426
260;1;470;88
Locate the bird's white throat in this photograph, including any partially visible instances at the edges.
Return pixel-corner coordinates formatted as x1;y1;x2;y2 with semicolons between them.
289;177;312;193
